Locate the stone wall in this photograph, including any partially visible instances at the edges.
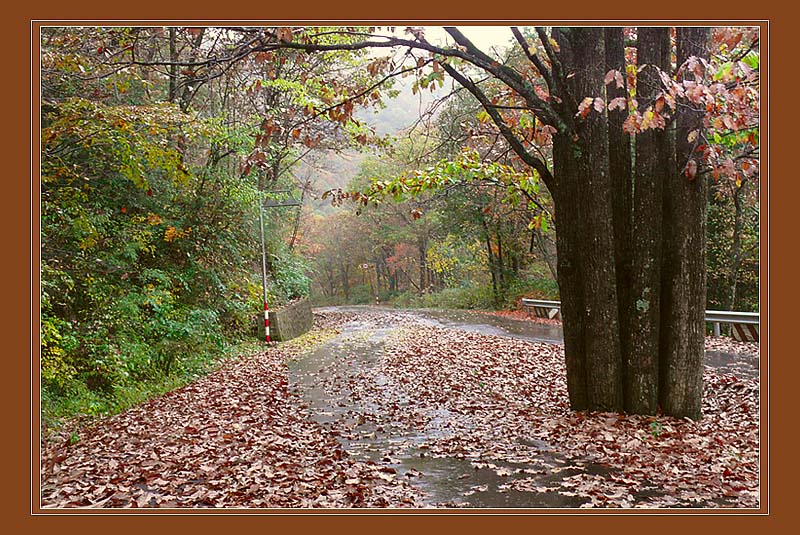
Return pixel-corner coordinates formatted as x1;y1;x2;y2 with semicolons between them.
258;298;314;342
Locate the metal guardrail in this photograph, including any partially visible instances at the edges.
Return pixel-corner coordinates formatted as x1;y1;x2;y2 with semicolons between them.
520;298;759;338
521;298;561;320
520;298;561;310
704;310;760;325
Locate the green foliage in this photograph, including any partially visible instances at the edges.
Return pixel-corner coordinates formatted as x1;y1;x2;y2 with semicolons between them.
387;273;560;312
39;98;305;427
346;284;376;305
501;276;561;308
269;248;312;306
706;187;759;312
391;285;496;311
40;314;79;389
650;420;663;438
38;25;403;431
361;148;541;214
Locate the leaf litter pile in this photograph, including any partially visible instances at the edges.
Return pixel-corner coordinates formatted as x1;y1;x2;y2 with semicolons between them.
41;338;421;508
296;310;760;508
41;309;759;509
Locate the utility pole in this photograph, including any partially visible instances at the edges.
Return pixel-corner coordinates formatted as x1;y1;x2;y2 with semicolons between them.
258;190;302;344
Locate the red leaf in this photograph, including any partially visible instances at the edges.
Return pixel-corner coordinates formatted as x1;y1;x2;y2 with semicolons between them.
685;160;698;180
576;97;594;118
615;70;625;89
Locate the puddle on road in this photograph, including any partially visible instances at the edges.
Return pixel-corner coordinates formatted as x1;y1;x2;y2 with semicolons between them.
288;318;603;508
704;350;759;380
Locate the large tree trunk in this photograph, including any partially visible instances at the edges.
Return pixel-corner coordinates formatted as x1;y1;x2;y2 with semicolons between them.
549;26;709;419
554;27;624;412
658;27;711;420
625;27;671;414
552;131;589;409
605;28;633;395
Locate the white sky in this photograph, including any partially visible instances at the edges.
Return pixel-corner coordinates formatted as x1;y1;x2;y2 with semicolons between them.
382;26;516;54
428;26;515;50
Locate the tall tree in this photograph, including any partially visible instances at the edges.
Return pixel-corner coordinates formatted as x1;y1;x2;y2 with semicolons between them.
627;27;671;414
658;27;713;418
92;25;757;420
277;25;736;418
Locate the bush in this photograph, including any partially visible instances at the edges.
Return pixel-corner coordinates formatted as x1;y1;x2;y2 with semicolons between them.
389;284;495;310
347;284;374;305
39;75;316;432
502;277;560;309
268;249;311;307
40;315;80;391
385;275;559;312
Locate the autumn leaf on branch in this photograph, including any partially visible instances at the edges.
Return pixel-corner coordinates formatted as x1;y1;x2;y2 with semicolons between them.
684;159;698;180
576;97;594;118
604;69;625;89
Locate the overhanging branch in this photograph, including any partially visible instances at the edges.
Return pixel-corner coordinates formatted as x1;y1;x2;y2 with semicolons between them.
440;62;555;189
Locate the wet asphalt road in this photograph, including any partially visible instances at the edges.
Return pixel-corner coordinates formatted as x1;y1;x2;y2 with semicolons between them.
314;305;759;380
288;306;758;507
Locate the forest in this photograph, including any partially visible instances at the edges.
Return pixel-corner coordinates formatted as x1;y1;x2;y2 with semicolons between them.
39;25;761;509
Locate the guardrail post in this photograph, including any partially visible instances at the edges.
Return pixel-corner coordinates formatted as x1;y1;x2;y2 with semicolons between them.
713;322;721;337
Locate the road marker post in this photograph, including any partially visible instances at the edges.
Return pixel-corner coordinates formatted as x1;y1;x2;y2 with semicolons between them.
264;301;271;344
259;201;271;343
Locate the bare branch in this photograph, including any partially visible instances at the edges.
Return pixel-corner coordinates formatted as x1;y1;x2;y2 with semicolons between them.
510;27;554;92
439;61;554;189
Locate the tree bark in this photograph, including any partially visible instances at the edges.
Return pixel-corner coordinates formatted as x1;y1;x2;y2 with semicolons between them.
552;130;588;409
554;27;624;411
605;26;635;408
659;27;711;420
625;27;670;414
548;26;709;419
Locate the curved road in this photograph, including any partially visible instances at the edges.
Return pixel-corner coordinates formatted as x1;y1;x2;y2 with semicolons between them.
315;305;759;380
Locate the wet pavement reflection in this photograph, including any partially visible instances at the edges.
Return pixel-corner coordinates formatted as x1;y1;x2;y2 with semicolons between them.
289;307;754;507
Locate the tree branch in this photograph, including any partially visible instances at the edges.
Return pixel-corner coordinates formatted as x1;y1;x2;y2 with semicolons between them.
440;62;555;189
510;27;554;93
442;27;567;133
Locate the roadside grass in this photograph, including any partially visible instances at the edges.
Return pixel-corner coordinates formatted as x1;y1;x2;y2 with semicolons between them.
40;325;343;441
40;337;261;438
377;277;560;312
